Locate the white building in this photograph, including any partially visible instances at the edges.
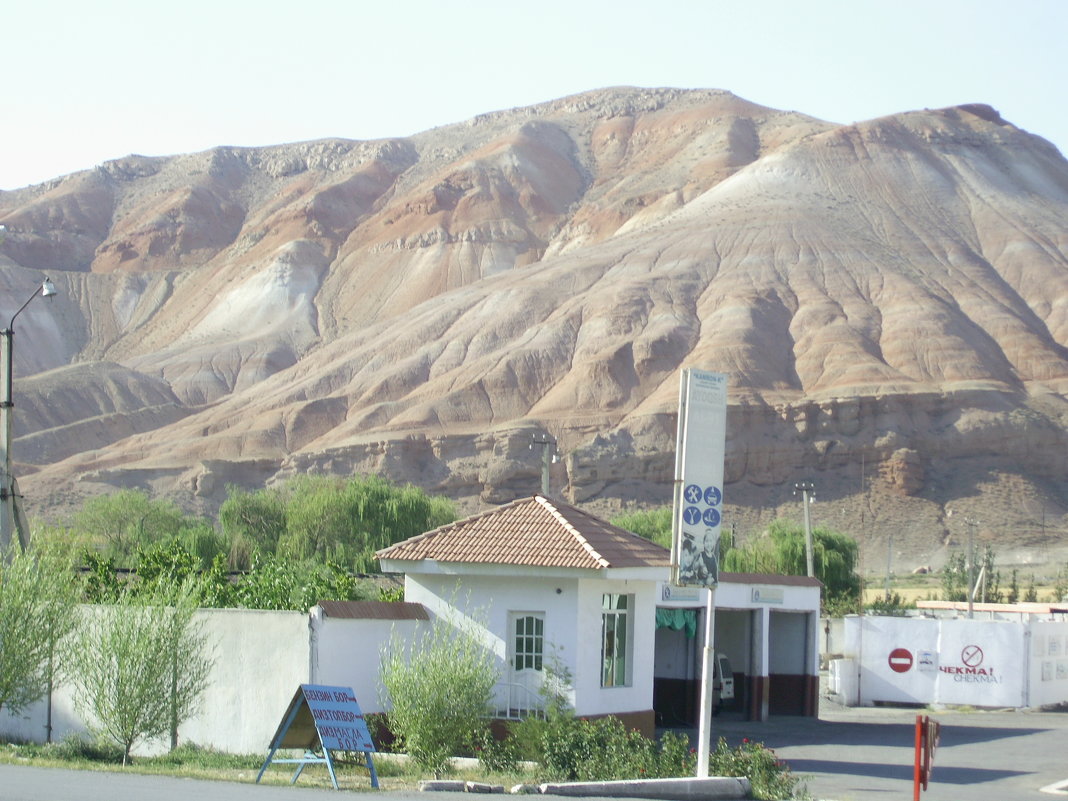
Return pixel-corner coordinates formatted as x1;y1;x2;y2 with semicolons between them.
379;494;823;731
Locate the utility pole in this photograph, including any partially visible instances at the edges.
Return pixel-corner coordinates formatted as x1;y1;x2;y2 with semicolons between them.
794;481;816;578
530;434;557;497
0;274;57;559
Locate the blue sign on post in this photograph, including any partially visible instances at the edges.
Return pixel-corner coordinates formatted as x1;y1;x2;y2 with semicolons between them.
671;370;728;588
256;684;378;790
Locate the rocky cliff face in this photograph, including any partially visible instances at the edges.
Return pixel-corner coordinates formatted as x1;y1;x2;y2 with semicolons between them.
2;87;1067;571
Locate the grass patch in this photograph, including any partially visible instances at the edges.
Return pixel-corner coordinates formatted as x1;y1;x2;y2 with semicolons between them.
0;737;537;792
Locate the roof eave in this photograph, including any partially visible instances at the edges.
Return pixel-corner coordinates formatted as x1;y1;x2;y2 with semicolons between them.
379;558;669;580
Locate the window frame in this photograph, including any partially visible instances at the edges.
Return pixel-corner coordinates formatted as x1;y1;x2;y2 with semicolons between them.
600;593;633;688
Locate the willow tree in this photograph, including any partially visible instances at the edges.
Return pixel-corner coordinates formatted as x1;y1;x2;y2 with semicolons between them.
69;583;213;763
724;519;862;613
70;489;205;566
0;545;79;720
279;474;456;571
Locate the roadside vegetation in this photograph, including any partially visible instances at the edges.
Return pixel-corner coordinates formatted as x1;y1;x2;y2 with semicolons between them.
24;474;456;611
613;507;1068;614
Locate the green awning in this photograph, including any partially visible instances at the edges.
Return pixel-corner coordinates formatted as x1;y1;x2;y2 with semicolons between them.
655;607;697;638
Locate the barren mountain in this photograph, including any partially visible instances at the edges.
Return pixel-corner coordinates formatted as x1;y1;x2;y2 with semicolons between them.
2;87;1068;573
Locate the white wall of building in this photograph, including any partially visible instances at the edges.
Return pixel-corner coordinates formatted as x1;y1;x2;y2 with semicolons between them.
180;608;311;754
574;577;658;718
403;572;660;719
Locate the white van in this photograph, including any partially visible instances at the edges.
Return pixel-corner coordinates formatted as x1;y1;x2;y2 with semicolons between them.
713;653;735;710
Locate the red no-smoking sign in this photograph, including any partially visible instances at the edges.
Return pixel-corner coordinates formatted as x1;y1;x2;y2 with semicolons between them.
889;647;914;673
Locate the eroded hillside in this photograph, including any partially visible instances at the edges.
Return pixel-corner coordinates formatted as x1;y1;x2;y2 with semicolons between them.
2;87;1067;571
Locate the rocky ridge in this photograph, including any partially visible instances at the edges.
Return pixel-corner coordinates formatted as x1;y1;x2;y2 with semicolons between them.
1;87;1067;572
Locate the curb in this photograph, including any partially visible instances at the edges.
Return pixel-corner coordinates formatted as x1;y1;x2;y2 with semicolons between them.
539;777;751;800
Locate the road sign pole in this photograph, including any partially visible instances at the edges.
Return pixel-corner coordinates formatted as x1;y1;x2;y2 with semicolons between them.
913;714;923;801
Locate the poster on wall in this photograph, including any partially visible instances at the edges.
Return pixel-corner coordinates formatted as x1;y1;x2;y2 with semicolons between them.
671;369;728;588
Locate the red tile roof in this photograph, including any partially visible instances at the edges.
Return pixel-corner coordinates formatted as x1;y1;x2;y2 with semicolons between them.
376;495;671;571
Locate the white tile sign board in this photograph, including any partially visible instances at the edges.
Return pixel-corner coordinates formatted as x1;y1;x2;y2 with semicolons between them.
672;369;728;588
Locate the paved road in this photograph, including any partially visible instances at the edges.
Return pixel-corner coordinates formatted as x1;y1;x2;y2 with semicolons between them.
2;700;1066;801
700;699;1068;800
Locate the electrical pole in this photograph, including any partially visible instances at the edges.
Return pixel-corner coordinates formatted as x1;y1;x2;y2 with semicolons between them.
794;481;816;578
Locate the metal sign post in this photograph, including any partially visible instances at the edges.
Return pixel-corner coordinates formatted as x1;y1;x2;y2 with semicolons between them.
912;714;941;800
257;684;378;790
670;368;728;778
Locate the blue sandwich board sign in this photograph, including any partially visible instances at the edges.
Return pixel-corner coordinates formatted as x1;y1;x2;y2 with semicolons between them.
256;684;378;790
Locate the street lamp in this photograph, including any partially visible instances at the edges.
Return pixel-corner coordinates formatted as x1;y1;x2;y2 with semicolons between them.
794;481;816;577
946;508;978;619
0;276;57;557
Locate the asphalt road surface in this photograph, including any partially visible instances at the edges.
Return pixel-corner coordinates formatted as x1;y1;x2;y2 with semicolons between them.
701;699;1068;800
2;700;1066;801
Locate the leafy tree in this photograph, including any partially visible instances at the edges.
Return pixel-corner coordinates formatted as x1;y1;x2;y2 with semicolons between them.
611;507;673;548
940;552;968;602
232;554;373;611
219;485;287;568
380;606;500;776
1025;574;1039;603
1052;563;1068;603
865;591;914;616
0;546;79;717
70;489;192;565
68;583;214;764
82;551;124;602
1007;568;1020;604
279;476;356;563
724;519;862;613
223;475;456;572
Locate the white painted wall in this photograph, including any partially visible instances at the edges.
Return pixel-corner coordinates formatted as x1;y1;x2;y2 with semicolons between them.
0;606;310;756
404;572;660;719
842;615;1068;708
574;577;658;717
309;609;428;715
180;608;311;754
768;611;809;674
1028;620;1068;707
402;573;581;711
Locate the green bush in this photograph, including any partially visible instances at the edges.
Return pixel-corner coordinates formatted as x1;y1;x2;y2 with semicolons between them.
380;607;499;777
707;737;806;800
474;728;521;774
540;717;693;782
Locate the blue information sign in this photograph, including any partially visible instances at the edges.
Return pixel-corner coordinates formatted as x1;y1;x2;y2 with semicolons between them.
257;684;378;790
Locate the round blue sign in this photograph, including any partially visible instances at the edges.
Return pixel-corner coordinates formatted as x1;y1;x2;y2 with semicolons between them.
683;506;703;525
704;486;722;506
684;484;703;504
702;507;721;526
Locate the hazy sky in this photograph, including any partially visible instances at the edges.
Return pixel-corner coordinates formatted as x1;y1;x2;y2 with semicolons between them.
3;0;1065;190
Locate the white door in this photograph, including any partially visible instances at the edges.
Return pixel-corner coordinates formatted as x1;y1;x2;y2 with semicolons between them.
508;612;545;717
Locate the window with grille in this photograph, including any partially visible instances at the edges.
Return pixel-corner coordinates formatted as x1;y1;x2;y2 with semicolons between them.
514;614;544;672
601;593;632;687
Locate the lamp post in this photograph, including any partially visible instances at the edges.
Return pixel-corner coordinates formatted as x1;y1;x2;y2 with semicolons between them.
0;276;57;558
946;508;977;619
794;481;816;578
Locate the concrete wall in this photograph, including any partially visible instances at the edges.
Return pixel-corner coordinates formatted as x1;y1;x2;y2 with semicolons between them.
309;608;427;715
180;608;311;754
840;615;1068;708
1028;620;1068;707
0;606;310;756
403;573;581;712
575;577;658;720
